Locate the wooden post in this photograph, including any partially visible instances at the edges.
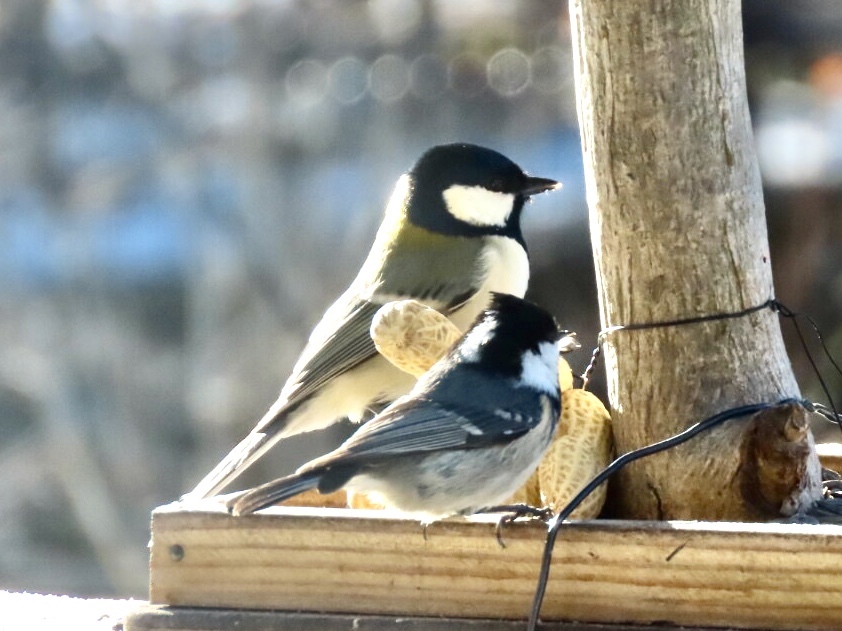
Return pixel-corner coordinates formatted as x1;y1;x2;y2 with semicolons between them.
569;0;822;519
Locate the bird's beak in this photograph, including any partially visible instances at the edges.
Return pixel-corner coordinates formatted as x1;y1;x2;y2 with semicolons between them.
520;176;561;196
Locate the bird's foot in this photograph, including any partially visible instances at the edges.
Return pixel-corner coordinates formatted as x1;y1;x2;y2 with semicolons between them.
479;504;554;549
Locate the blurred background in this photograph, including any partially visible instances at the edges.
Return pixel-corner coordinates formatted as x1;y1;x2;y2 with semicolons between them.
0;0;840;599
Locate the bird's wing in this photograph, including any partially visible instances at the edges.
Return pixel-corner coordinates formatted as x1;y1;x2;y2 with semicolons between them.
301;390;551;471
269;296;384;415
273;227;491;415
188;278;484;499
267;284;477;422
187;295;385;499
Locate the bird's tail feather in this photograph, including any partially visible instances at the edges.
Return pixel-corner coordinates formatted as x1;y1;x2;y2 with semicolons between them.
185;430;274;500
230;470;321;516
183;398;302;499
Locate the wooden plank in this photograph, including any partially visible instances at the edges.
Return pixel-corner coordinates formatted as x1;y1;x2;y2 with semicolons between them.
125;604;724;631
151;501;842;630
817;442;842;473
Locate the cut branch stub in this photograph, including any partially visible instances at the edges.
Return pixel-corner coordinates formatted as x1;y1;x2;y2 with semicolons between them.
740;402;822;519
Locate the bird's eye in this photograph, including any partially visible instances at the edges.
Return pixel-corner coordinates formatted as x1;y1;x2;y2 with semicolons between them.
487;177;506;193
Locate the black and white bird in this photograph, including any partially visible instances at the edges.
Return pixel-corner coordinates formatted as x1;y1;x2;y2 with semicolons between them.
187;144;560;500
231;293;563;520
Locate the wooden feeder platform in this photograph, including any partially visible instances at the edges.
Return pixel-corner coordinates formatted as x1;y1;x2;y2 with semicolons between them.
126;443;842;631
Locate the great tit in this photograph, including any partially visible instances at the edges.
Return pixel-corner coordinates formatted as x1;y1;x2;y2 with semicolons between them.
230;293;563;520
187;143;560;499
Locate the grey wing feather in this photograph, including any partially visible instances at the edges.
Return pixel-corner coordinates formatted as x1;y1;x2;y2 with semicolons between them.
301;391;547;471
271;298;384;414
188;287;480;498
187;296;384;498
268;286;477;423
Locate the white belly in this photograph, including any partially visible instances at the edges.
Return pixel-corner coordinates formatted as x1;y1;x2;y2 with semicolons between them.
449;235;529;331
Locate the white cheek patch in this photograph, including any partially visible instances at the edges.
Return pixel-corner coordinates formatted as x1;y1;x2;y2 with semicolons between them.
519;341;560;396
442;184;516;228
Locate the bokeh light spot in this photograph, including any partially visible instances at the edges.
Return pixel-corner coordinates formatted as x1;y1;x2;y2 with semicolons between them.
285;59;328;106
369;54;410;103
487;48;530;97
328;57;369;105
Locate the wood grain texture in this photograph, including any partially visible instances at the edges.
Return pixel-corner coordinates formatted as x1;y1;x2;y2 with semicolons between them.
150;502;842;630
818;442;842;474
570;0;820;520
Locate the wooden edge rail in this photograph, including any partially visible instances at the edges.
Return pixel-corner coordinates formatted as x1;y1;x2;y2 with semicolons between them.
817;442;842;474
148;500;842;631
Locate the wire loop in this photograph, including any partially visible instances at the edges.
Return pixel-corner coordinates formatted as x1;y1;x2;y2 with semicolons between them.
537;298;842;630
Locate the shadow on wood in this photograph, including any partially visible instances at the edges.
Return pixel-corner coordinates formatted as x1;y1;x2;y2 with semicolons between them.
125;606;738;631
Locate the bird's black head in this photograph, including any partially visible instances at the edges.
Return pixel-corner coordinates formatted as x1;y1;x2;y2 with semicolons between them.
405;143;559;246
456;293;562;379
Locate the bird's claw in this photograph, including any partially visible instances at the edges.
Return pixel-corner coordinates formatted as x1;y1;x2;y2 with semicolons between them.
480;504;554;548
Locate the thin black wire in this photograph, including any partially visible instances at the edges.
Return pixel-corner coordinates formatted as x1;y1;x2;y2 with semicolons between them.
526;397;805;631
533;297;842;629
780;305;842;379
600;298;775;335
771;300;842;433
812;403;842;427
582;299;776;389
581;297;841;432
580;345;601;389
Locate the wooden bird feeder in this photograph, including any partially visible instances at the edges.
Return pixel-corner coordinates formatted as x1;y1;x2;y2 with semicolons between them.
125;0;842;626
124;443;842;631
